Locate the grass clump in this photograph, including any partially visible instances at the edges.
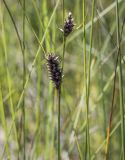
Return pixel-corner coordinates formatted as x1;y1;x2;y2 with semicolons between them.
0;0;125;159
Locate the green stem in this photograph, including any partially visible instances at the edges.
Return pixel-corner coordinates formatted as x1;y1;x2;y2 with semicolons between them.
62;0;66;73
87;0;95;156
58;88;61;160
57;1;66;158
83;0;90;158
62;37;66;73
87;0;95;103
62;0;65;25
86;0;95;157
22;0;26;159
116;1;125;159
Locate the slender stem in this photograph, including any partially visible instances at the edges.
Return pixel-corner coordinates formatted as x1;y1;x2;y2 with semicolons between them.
62;0;65;25
83;0;90;159
57;88;61;160
57;1;66;158
62;37;66;73
86;0;95;157
87;0;95;104
116;1;125;159
22;0;26;159
62;0;66;74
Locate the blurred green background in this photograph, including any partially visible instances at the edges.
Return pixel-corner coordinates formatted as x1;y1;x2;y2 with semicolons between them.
0;0;125;159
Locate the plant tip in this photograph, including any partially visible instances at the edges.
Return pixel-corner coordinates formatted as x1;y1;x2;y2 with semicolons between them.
61;12;75;37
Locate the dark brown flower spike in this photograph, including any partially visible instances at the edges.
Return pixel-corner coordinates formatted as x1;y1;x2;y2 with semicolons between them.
63;12;74;37
46;54;62;90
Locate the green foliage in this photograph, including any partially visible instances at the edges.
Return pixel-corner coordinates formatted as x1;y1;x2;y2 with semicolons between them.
0;0;125;159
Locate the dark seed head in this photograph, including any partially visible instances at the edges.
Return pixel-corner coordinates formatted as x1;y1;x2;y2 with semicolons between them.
63;12;74;37
46;54;62;90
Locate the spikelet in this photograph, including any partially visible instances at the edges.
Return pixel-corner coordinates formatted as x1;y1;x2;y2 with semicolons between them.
46;54;62;90
63;12;74;37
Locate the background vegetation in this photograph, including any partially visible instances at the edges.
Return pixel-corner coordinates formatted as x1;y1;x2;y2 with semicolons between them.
0;0;125;159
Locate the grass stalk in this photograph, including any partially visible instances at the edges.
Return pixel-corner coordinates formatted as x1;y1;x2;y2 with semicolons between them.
62;0;66;73
87;1;95;89
62;37;66;73
86;0;95;157
116;1;125;159
83;0;90;158
22;0;26;159
57;1;66;159
57;88;61;160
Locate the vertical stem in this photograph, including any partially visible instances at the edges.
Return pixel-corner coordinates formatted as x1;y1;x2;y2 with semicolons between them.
62;37;66;73
62;0;65;26
83;0;90;159
58;88;61;160
58;2;66;158
86;0;95;157
87;0;95;103
101;71;107;138
57;1;66;159
116;1;125;159
62;0;66;73
22;0;26;159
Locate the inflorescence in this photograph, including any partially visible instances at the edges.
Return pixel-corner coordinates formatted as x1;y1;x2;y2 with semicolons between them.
46;54;62;90
63;12;74;37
